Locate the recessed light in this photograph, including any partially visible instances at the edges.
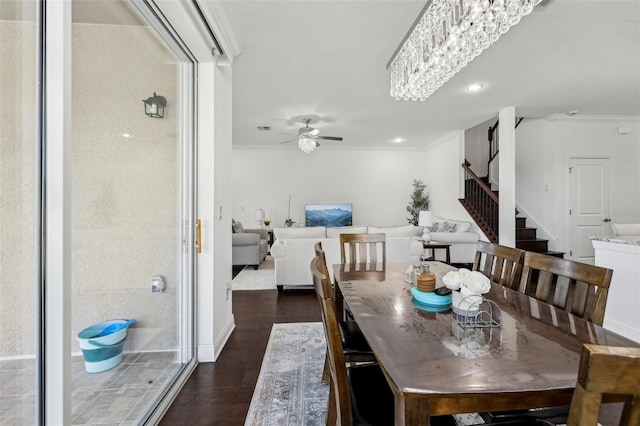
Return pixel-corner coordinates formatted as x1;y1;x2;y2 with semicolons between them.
392;137;405;143
466;83;484;92
121;133;131;138
567;110;579;116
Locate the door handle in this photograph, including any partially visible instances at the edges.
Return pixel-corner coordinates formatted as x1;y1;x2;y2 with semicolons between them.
603;218;611;223
196;219;202;253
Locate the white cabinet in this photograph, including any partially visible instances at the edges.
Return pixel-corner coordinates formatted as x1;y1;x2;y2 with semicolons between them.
592;239;640;342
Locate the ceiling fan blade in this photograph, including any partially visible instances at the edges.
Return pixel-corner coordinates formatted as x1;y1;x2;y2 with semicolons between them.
279;139;297;144
317;136;343;141
280;132;297;136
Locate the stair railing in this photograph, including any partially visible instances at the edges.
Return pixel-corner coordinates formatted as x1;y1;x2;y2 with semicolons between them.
487;117;524;173
462;161;499;242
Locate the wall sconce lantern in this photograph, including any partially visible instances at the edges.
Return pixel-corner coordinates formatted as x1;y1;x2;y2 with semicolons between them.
143;92;167;118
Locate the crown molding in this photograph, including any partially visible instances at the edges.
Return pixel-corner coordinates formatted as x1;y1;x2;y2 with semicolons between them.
545;114;640;123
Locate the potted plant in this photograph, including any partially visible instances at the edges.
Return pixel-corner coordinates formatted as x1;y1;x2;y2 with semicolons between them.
263;219;271;230
284;218;295;227
406;179;430;225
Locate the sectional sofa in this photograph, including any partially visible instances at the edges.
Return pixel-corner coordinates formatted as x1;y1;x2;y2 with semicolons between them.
270;219;479;291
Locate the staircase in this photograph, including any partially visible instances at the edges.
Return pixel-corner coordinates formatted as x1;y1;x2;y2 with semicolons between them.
460;117;564;258
515;216;564;258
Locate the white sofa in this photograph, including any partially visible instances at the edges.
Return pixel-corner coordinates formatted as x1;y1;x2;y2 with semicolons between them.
610;223;640;241
270;225;424;291
426;216;479;265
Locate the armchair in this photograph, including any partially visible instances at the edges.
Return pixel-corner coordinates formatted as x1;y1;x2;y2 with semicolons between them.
232;227;268;269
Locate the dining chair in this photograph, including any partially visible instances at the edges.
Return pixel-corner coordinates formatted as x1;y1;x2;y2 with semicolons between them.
340;233;386;265
518;251;613;326
484;252;613;424
473;242;525;289
310;255;393;426
310;256;456;426
314;242;375;384
481;344;640;426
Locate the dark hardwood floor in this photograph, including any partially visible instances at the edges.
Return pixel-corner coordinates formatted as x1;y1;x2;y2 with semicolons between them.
160;289;320;426
160;288;623;426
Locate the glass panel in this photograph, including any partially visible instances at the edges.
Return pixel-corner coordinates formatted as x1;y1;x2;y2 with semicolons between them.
0;1;39;424
70;1;192;423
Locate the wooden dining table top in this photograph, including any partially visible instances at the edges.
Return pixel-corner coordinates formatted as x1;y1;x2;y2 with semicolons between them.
333;261;639;426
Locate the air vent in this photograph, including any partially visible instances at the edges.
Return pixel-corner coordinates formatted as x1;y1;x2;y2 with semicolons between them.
257;126;271;131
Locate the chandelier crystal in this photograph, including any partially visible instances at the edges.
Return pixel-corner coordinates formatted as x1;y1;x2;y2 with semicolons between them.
388;0;537;101
298;136;317;154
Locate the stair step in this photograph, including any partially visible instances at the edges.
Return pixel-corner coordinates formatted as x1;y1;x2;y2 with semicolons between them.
516;239;549;252
516;227;537;240
516;217;527;228
543;251;565;259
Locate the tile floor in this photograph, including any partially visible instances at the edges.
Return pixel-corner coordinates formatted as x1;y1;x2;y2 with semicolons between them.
1;351;182;425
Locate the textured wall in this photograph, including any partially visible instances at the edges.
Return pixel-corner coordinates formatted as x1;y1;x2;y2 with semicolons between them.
0;21;38;357
71;23;178;352
0;22;179;357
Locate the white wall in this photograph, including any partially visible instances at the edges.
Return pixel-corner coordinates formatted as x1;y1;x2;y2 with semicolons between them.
232;147;427;228
230;134;482;239
464;117;495;178
421;132;486;238
516;116;640;253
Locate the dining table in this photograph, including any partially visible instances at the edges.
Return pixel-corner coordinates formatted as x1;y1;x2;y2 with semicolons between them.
333;261;640;426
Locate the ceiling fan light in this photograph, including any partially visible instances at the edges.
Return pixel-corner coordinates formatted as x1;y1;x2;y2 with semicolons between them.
298;136;317;154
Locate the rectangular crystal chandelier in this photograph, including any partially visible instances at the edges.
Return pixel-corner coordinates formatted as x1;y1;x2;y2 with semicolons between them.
388;0;538;101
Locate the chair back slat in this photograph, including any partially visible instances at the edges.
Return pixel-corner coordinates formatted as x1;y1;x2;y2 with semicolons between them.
340;233;386;266
519;252;612;326
567;344;640;425
473;242;525;289
310;256;352;425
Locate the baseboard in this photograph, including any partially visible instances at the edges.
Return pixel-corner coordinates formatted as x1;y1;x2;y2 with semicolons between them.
603;320;640;343
204;315;236;362
197;344;216;362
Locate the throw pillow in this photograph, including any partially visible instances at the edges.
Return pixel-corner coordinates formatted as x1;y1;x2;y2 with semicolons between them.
231;219;244;233
438;222;457;233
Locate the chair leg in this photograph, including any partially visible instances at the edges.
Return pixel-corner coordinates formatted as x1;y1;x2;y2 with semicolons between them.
322;351;330;384
326;377;337;426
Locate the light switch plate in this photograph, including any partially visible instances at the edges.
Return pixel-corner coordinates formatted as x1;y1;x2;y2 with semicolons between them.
152;276;165;293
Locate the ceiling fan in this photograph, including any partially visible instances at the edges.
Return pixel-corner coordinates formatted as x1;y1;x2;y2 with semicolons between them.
280;118;343;153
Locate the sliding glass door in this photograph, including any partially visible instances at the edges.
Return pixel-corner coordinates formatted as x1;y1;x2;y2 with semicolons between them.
2;0;197;423
0;1;39;423
68;1;196;423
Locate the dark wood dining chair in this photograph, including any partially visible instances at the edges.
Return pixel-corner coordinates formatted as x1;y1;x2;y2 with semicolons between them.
310;256;393;426
340;233;386;265
518;251;612;326
310;256;456;426
482;344;640;426
473;242;525;289
485;251;613;424
314;242;375;384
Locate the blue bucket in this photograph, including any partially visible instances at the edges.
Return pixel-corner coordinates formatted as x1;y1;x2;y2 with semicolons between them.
77;319;134;373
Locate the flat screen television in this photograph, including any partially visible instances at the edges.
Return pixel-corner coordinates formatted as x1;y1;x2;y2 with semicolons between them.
305;203;353;227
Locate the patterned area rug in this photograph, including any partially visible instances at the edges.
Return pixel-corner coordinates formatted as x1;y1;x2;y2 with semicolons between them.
245;322;328;426
233;256;276;290
245;322;486;426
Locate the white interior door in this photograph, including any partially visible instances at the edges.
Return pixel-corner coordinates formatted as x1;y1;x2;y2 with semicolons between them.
568;157;610;264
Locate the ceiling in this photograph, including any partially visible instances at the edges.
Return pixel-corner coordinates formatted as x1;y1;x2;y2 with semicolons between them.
220;0;639;149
